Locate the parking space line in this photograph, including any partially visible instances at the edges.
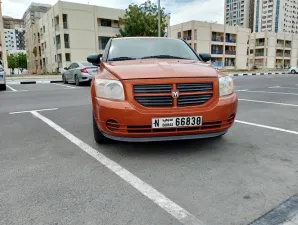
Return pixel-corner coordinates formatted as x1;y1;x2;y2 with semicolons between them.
236;120;298;135
52;83;78;89
6;85;17;92
29;111;205;225
9;108;58;115
237;90;298;96
236;89;248;91
269;86;298;90
239;99;298;107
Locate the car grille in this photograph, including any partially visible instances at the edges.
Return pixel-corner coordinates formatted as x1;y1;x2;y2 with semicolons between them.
133;83;213;107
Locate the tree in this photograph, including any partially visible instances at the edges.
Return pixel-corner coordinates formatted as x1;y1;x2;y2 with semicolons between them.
118;1;169;37
7;54;16;74
17;53;27;73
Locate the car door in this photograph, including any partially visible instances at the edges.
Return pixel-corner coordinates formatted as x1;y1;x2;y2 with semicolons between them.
70;63;80;82
64;63;73;81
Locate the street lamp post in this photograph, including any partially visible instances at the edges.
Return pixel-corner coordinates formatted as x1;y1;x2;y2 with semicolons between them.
158;0;161;37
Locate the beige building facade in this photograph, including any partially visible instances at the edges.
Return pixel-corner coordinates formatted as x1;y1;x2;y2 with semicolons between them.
249;31;298;69
25;1;124;74
254;0;298;34
224;0;255;31
170;21;251;70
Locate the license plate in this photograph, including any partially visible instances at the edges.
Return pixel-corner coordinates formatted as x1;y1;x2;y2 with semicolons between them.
152;116;202;129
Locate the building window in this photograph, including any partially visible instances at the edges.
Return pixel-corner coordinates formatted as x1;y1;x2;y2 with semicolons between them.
177;32;181;38
64;34;70;48
100;19;112;27
98;36;110;50
65;53;71;62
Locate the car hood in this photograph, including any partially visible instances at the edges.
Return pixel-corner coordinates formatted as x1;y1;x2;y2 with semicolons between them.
103;59;219;80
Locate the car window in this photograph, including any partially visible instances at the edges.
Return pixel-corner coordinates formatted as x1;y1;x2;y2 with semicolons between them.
68;63;74;69
72;63;79;68
107;38;199;61
81;62;94;67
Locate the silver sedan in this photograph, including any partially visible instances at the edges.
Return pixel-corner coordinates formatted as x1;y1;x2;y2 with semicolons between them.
0;65;6;91
62;61;98;86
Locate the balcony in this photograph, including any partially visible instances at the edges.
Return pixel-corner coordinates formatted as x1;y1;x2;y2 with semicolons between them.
98;26;120;36
65;42;70;48
211;61;223;68
276;52;283;57
256;42;265;46
226;39;236;43
255;52;264;56
211;50;223;54
284;53;291;57
212;36;224;42
285;43;292;48
183;36;192;40
63;22;68;29
55;24;60;32
225;50;236;55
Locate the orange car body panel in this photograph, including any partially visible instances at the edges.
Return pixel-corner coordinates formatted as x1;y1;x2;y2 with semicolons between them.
91;59;238;141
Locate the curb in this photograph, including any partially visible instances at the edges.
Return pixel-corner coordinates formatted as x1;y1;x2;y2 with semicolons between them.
228;72;288;76
6;80;63;85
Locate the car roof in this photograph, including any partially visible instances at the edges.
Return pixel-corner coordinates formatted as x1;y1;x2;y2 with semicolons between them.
112;37;180;41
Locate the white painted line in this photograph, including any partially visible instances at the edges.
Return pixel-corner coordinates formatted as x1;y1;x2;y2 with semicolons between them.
52;83;77;89
239;99;298;107
236;89;248;91
9;108;58;115
281;214;298;225
236;120;298;135
30;111;205;225
269;86;298;90
268;86;280;88
6;85;17;92
5;90;28;93
237;90;298;96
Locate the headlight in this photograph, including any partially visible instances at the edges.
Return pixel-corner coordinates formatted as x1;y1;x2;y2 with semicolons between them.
94;79;125;100
219;76;234;97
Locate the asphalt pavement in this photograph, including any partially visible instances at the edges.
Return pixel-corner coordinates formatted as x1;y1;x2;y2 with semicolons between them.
1;74;298;225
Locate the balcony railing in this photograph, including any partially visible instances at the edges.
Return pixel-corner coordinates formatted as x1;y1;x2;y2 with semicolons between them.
284;53;291;57
55;24;60;31
276;52;283;56
276;43;284;47
211;50;223;54
224;62;235;67
65;42;70;48
63;22;68;29
183;36;192;40
226;39;236;43
211;61;223;68
212;36;224;42
255;52;264;56
225;50;236;55
256;42;265;46
285;44;292;48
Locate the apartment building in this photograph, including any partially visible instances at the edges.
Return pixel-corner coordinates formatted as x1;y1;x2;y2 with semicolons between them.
0;1;8;72
249;31;298;69
224;0;255;30
24;1;124;74
2;17;26;54
254;0;298;34
170;21;251;70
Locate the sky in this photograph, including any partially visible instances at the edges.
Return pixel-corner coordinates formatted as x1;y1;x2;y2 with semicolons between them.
2;0;224;25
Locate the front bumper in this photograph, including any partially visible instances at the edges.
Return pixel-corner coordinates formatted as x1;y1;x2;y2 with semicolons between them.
0;72;6;84
93;93;238;140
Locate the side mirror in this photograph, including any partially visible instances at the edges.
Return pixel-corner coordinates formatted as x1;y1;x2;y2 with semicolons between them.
64;67;68;70
199;53;211;62
87;54;101;66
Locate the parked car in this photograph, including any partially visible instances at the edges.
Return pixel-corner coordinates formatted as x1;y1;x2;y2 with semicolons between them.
288;66;298;74
88;37;238;143
0;65;6;91
62;61;98;85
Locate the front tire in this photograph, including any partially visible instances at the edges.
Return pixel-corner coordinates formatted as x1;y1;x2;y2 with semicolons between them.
291;70;296;74
62;74;68;84
0;84;6;91
93;113;108;144
75;75;80;86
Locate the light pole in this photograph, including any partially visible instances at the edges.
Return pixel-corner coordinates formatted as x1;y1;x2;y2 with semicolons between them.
158;0;161;37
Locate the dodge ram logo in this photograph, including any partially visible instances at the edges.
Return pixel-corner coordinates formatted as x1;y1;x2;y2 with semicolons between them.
172;91;179;98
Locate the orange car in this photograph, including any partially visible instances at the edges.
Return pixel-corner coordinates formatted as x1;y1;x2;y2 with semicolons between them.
88;37;238;143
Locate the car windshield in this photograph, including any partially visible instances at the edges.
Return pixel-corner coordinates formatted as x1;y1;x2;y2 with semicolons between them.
107;38;199;61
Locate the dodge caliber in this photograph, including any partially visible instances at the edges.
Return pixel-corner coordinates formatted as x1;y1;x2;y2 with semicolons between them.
88;37;238;143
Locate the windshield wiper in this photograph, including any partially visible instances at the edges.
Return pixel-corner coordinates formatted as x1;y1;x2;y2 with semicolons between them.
141;55;189;59
108;57;137;62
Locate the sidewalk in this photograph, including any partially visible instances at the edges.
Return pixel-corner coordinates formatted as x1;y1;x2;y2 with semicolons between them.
6;75;62;84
